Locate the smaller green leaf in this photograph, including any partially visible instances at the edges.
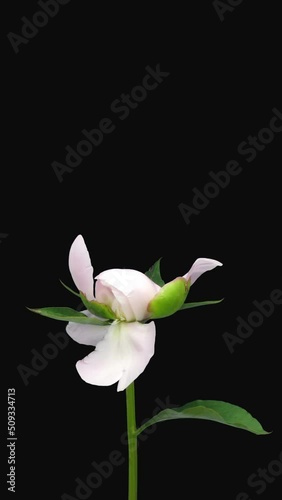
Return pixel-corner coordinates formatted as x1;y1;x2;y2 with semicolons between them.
145;258;165;287
180;299;224;310
136;400;270;436
60;280;81;297
27;307;110;326
80;293;117;320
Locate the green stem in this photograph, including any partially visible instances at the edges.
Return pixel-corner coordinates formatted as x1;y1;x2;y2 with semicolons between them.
126;382;138;500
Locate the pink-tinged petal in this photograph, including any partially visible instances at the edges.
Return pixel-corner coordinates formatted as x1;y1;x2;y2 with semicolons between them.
68;235;94;300
75;320;156;390
95;269;160;321
183;258;223;285
66;310;109;346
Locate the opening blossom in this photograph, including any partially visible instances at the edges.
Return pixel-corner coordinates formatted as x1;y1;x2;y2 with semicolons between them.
66;235;222;391
28;236;270;500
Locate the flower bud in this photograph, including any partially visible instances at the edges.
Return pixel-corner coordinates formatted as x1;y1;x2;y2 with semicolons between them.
147;278;190;319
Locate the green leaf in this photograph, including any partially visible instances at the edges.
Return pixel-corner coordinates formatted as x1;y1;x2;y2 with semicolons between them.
27;307;110;326
180;299;224;310
136;400;270;436
60;280;81;297
80;293;117;320
145;258;165;287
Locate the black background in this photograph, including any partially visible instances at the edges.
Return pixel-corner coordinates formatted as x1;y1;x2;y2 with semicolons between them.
2;1;281;499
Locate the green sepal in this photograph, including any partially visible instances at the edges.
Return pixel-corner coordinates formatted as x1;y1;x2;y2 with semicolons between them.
59;280;116;319
27;306;111;325
79;293;117;320
148;278;190;319
145;258;165;287
180;298;224;309
60;280;81;297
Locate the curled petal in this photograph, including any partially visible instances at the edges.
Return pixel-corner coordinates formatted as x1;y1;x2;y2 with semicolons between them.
68;235;94;300
95;269;160;321
66;310;109;346
183;258;223;285
75;321;156;390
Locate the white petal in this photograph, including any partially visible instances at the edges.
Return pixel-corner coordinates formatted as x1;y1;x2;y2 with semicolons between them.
66;310;109;346
95;269;160;321
183;258;223;285
117;321;156;392
75;321;156;390
68;235;94;300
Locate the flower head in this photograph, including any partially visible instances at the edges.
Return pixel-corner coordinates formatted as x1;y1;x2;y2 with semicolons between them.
66;235;222;391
